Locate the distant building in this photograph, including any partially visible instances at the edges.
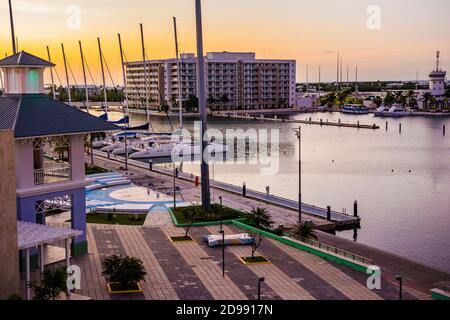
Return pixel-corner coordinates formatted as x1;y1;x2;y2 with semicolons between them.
124;52;296;111
429;51;446;97
295;92;318;109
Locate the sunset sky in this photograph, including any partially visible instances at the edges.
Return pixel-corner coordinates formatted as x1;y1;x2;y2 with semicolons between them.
0;0;449;85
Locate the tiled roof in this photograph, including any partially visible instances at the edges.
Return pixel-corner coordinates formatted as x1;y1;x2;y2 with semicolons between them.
0;94;119;138
0;51;55;67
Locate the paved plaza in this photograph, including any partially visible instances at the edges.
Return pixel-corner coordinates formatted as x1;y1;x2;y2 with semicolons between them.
64;222;430;300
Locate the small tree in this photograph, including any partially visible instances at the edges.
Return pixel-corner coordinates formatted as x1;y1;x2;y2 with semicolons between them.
292;221;317;240
28;267;68;300
248;207;273;230
183;203;206;239
249;231;263;259
102;255;147;289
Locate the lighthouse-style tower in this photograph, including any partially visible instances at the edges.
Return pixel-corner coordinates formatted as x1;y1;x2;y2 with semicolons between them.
429;51;446;97
0;51;118;263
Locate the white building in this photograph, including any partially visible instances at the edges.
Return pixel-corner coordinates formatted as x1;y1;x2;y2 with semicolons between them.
429;51;446;97
124;52;296;111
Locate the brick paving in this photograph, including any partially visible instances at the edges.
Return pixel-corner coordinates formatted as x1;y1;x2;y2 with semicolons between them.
60;222;433;300
192;226;282;300
141;227;213;300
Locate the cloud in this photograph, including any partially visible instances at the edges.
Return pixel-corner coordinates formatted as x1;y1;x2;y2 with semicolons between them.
0;1;64;15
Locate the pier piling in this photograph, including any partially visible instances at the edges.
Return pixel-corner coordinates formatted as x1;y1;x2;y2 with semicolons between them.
243;182;247;197
386;121;388;131
444;125;446;136
357;121;360;129
148;159;153;171
327;206;331;221
399;123;402;133
353;200;358;217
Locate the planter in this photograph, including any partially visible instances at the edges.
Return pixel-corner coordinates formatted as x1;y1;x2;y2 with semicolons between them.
239;256;271;265
106;282;143;294
168;235;194;243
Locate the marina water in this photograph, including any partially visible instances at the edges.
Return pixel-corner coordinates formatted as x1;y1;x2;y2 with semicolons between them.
101;110;450;273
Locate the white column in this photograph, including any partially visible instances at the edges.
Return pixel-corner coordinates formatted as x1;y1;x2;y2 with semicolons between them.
26;248;31;300
40;244;45;274
65;239;71;298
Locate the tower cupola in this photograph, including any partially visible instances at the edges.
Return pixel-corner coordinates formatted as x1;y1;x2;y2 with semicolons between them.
0;51;54;95
429;51;446;97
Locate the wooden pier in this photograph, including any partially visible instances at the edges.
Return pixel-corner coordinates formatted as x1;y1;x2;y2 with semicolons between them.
215;113;380;130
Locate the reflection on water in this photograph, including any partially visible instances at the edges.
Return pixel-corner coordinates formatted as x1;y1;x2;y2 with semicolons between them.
97;110;450;273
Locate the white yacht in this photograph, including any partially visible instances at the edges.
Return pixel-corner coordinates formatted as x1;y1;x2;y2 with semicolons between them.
373;104;411;117
129;140;177;159
130;140;229;159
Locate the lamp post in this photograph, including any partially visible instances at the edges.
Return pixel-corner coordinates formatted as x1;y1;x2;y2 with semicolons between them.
219;196;223;231
257;277;265;300
219;230;225;277
173;163;177;209
195;0;211;211
292;126;302;223
395;275;403;300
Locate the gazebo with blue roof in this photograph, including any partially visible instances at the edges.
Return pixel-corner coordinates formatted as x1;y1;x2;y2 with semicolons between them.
0;51;119;262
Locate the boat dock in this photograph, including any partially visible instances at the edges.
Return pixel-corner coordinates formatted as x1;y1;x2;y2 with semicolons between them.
214;113;380;130
93;150;361;230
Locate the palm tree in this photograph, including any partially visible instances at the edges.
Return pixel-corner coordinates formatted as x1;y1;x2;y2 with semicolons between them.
248;207;273;230
207;94;216;111
325;92;337;108
220;94;230;110
422;92;432;110
292;221;317;240
383;92;395;107
374;96;383;108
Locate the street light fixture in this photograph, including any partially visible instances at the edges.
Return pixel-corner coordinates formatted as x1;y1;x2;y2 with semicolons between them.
219;230;225;277
395;275;403;300
292;126;302;223
219;196;223;231
257;277;265;300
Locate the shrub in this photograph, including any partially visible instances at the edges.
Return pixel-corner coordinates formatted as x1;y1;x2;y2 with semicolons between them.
102;255;147;290
28;267;68;300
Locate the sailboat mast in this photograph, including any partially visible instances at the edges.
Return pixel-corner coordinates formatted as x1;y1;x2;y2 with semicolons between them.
306;64;309;94
118;33;129;171
97;37;108;114
173;17;183;129
336;51;340;91
61;43;72;105
46;46;56;100
118;34;129;117
78;41;89;112
8;0;16;54
140;24;150;127
318;65;321;99
355;65;359;93
416;69;419;91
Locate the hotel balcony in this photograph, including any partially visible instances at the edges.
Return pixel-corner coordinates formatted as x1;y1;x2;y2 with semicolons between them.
34;164;72;186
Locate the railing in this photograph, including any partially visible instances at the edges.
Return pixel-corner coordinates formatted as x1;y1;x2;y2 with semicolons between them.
289;233;374;266
34;165;72;185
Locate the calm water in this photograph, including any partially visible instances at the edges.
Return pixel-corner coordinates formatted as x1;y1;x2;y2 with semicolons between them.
103;110;450;273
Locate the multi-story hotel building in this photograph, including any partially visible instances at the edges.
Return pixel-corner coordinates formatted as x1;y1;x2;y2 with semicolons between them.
124;52;296;111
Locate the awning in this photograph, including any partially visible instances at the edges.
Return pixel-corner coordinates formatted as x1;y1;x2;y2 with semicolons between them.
17;221;82;250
